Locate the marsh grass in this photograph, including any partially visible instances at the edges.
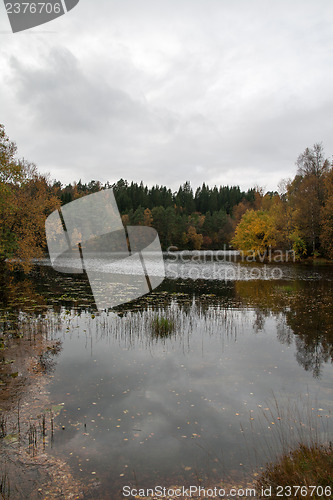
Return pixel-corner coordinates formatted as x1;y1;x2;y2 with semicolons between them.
151;316;175;338
250;394;333;498
89;297;238;350
0;408;54;456
257;443;333;498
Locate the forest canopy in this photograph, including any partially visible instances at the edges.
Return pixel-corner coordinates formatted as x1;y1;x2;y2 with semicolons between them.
1;123;333;270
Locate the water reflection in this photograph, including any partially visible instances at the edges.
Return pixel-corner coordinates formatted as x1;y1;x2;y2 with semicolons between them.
0;263;332;499
234;280;333;377
47;293;332;497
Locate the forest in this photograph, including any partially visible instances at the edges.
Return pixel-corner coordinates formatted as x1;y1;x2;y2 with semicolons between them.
1;123;333;270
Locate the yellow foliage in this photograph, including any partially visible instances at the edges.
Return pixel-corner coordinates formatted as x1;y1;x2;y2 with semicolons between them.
143;208;153;227
187;225;203;250
231;209;277;254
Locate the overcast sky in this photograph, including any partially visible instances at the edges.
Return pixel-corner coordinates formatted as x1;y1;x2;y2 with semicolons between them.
1;0;333;192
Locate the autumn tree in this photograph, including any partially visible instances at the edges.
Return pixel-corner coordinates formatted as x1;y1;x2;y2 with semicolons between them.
186;225;203;250
296;143;330;178
231;144;332;258
320;166;333;258
289;143;330;254
49;142;333;256
0;124;60;271
231;209;277;255
143;208;153;227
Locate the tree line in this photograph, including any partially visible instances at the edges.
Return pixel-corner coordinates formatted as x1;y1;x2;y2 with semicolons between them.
58;178;255;216
231;143;333;259
1;123;333;271
55;178;256;251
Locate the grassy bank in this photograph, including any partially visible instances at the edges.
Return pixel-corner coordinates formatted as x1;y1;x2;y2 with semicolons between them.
256;443;333;499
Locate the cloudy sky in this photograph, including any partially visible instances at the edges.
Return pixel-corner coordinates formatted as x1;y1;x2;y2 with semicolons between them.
1;0;333;192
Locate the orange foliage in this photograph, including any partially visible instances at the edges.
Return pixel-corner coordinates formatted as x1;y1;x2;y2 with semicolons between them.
1;125;60;271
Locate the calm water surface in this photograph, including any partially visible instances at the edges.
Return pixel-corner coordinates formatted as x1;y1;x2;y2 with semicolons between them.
2;255;333;498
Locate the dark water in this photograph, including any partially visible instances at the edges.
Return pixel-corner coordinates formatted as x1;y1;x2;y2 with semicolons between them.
1;257;333;498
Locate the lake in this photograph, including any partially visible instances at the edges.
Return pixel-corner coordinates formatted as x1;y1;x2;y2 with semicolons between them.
0;253;332;499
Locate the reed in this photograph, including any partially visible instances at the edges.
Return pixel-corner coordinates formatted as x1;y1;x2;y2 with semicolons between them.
251;394;333;498
151;316;175;338
257;443;333;498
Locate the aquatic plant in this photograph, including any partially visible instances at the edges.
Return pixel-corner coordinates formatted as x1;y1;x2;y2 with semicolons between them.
151;316;175;338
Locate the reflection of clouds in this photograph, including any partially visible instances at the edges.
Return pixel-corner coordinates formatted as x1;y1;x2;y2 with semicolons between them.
48;302;333;486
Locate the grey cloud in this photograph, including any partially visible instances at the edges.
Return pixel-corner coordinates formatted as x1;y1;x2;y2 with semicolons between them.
8;47;155;132
1;0;333;190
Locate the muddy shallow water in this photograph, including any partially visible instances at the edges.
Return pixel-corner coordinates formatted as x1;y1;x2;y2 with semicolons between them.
1;256;333;499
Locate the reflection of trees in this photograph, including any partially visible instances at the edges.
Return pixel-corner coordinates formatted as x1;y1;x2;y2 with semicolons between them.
38;341;62;374
0;270;63;404
234;279;333;377
116;277;333;377
284;282;333;377
276;317;293;345
253;309;267;332
0;272;47;311
294;337;329;378
0;271;48;338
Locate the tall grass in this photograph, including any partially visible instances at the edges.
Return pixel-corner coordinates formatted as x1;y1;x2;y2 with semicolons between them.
249;394;333;498
86;298;241;350
257;443;333;498
151;316;175;338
